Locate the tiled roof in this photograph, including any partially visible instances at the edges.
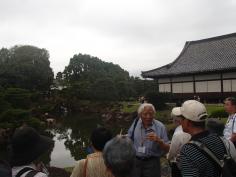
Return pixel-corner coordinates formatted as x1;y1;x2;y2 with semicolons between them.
142;33;236;78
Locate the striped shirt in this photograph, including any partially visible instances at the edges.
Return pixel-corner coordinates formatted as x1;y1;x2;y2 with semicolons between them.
180;131;226;177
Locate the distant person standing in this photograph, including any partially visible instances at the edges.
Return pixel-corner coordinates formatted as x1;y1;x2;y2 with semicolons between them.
223;97;236;146
167;107;191;177
128;103;169;177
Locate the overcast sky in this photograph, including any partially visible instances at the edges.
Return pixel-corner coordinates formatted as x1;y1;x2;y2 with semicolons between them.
1;0;236;77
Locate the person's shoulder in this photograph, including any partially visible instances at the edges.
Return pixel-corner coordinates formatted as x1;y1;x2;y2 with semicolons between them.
180;142;196;154
173;132;191;139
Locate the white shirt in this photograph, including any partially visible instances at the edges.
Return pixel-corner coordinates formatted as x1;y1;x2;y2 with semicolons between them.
224;113;236;140
167;125;191;162
12;164;47;177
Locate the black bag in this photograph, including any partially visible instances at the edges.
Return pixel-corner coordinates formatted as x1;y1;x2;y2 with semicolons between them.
190;138;236;177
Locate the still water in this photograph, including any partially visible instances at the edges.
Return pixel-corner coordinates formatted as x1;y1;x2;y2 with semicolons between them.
48;113;131;168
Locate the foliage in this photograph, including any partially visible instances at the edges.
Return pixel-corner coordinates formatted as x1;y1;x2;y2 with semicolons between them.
0;45;54;91
63;54;129;83
145;91;171;110
55;53;157;101
209;108;228;118
4;88;31;109
90;78;118;101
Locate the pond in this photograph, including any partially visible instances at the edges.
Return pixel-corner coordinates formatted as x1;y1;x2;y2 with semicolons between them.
48;113;132;168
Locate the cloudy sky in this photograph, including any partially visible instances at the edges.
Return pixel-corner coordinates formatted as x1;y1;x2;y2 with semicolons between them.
1;0;236;77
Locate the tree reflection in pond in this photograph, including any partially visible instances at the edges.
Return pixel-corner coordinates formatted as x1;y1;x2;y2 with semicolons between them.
49;113;131;167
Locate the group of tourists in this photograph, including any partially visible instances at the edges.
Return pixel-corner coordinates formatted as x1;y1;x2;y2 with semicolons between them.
1;97;236;177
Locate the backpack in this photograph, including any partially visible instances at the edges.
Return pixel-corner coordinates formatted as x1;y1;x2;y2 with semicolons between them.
190;137;236;177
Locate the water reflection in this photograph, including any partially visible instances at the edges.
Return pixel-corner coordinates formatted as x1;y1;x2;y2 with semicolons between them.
50;130;76;168
49;113;131;168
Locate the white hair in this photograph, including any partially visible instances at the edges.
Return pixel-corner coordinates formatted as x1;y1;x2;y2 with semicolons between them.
137;103;156;115
103;136;135;177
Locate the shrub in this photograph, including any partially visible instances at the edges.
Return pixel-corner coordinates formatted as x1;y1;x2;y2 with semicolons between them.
4;88;31;109
145;91;171;110
209;108;228;118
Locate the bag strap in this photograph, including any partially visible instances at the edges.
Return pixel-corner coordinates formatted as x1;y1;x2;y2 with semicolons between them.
219;137;232;157
232;113;236;133
131;117;139;141
25;170;39;177
83;158;88;177
189;140;224;168
15;167;35;177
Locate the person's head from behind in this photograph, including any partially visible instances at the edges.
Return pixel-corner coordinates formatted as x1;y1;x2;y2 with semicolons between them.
90;127;112;151
10;126;54;167
178;100;208;135
103;136;135;177
171;107;182;127
138;103;156;127
224;97;236;114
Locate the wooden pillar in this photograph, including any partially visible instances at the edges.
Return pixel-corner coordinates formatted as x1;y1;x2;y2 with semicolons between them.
220;73;223;101
193;75;196;94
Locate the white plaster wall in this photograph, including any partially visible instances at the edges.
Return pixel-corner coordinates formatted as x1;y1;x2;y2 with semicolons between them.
173;83;182;93
159;84;171;92
223;80;231;92
208;80;221;92
196;81;207;93
232;79;236;92
159;84;165;92
182;82;194;93
164;83;171;92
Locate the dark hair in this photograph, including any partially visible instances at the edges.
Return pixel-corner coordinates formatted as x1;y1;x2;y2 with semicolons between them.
225;97;236;106
90;127;112;151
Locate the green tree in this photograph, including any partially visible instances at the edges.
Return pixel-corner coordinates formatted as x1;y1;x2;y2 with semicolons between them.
91;78;118;101
4;88;31;109
0;45;54;91
63;54;129;84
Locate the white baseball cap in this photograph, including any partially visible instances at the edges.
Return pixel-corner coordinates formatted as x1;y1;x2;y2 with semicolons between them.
180;100;208;122
171;107;181;118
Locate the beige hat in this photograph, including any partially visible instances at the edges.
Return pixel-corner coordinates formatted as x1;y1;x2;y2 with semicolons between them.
171;107;181;117
180;100;208;122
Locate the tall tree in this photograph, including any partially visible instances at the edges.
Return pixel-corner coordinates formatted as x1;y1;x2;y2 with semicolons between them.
63;54;129;84
0;45;54;91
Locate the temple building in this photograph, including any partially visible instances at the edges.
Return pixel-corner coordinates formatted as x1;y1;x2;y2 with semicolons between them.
142;33;236;102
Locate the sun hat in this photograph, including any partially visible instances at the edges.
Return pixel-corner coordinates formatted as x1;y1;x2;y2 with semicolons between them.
10;127;54;166
180;100;208;122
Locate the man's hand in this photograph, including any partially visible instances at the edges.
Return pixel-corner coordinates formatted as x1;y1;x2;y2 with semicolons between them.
146;132;170;152
146;132;163;144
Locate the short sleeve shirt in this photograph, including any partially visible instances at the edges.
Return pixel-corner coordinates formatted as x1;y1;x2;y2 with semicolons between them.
224;113;236;140
127;118;169;157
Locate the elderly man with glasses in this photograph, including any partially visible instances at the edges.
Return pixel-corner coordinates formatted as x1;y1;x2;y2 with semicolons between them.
127;103;169;177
